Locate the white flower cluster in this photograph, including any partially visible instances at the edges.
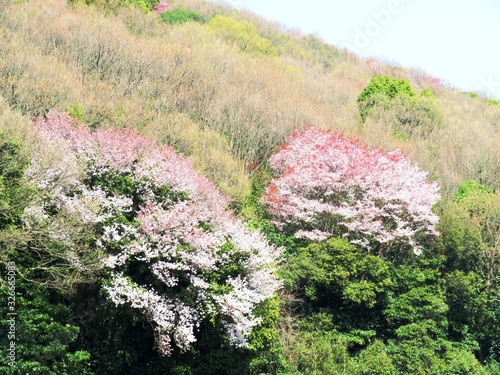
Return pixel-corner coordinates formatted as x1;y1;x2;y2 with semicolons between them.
25;110;282;356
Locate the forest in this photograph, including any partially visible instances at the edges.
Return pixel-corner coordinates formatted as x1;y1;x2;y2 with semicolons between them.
0;0;499;373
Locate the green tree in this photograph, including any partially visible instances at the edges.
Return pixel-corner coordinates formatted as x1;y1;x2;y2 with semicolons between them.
160;8;205;25
357;75;443;137
0;280;92;374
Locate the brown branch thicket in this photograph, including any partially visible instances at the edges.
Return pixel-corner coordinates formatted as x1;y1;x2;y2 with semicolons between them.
0;0;499;200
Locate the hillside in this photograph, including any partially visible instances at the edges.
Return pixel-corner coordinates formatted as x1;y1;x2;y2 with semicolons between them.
0;0;499;374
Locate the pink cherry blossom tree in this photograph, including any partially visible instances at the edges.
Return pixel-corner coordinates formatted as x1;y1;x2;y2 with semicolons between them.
263;126;440;255
24;110;282;356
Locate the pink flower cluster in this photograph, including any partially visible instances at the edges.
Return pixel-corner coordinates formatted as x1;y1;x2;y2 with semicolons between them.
263;126;440;254
24;110;282;355
153;0;172;15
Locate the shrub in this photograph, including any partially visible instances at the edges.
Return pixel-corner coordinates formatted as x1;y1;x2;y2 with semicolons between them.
24;110;282;355
358;75;443;137
466;91;480;99
357;74;416;123
453;189;500;287
263;126;440;255
454;179;493;202
160;8;205;25
126;0;155;13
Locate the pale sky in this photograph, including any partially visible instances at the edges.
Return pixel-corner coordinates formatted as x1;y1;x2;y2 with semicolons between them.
211;0;500;98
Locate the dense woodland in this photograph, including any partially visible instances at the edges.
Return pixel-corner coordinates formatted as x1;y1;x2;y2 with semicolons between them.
0;0;499;373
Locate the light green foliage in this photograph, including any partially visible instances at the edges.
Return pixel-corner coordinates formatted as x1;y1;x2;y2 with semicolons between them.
452;185;499;285
388;337;486;375
438;206;484;273
68;104;85;122
282;329;399;374
354;340;397;375
454;179;493;202
358;75;444;137
70;0;158;12
437;193;500;365
206;15;277;56
487;98;500;106
485;361;500;374
247;297;290;374
357;74;416;122
125;0;152;12
444;349;489;375
248;297;280;351
160;8;205;25
466;91;480;99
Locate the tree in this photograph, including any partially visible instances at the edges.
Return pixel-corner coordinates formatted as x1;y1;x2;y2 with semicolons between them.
263;126;440;255
160;8;205;25
357;75;443;137
357;74;416;123
24;110;282;356
437;181;500;363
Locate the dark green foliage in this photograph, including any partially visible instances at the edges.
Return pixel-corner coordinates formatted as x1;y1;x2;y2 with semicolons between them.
0;280;92;374
284;238;392;309
382;255;490;375
69;283;263;375
280;238;393;364
0;138;30;230
160;8;205;25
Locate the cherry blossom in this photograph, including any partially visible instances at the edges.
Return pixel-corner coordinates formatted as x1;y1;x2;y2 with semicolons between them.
263;126;440;255
24;110;282;355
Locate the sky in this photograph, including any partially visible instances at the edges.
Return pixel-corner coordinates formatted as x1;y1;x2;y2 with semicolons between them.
212;0;500;98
